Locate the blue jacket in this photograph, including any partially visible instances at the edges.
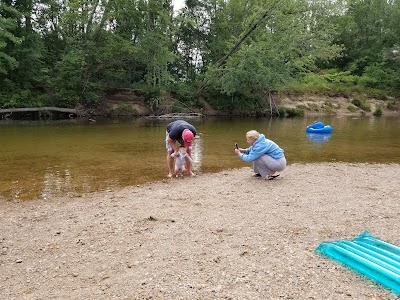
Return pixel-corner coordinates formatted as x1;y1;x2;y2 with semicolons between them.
239;134;284;162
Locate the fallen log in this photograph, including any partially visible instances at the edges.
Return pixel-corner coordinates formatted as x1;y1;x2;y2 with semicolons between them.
0;107;76;114
146;113;206;119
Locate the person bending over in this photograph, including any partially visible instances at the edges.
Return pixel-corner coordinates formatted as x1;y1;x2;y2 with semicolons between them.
166;120;196;177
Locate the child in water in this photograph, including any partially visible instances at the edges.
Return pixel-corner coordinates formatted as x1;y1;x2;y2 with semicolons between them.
171;146;193;177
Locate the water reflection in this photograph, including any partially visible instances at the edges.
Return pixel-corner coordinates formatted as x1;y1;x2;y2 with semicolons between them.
41;167;74;200
1;116;399;201
191;134;203;173
306;133;332;144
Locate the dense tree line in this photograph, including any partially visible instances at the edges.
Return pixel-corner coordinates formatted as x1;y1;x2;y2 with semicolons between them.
0;0;399;114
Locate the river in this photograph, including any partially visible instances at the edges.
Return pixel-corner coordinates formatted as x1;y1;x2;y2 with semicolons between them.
1;115;399;200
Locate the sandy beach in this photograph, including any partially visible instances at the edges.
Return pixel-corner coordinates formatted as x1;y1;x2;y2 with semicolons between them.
1;163;399;299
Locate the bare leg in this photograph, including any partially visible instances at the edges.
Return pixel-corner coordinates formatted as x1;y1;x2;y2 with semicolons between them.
185;149;195;176
181;166;187;176
167;150;175;177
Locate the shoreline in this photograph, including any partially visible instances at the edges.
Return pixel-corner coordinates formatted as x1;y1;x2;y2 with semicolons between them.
1;162;399;299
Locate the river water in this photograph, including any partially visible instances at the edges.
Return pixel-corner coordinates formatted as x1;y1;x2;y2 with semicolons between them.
1;115;399;200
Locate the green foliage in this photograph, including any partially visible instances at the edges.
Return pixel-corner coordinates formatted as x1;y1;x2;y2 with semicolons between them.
332;0;399;74
0;3;21;76
358;64;394;89
328;0;400;94
0;89;29;108
386;99;398;110
52;49;86;107
171;102;185;113
322;69;359;85
94;34;143;88
322;101;336;113
147;96;165;111
201;0;344;104
359;101;372;112
140;85;161;103
301;72;329;87
13;33;49;89
286;107;304;117
168;82;205;110
192;98;205;110
373;105;382;116
0;0;399;115
277;107;286;117
351;98;362;107
169;82;194;103
109;104;138;117
351;97;371;112
347;104;358;113
134;1;176;88
138;32;176;87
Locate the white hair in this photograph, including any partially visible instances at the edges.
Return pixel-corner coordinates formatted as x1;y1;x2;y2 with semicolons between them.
246;130;260;140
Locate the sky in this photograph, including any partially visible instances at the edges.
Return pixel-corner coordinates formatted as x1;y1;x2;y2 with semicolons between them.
172;0;185;11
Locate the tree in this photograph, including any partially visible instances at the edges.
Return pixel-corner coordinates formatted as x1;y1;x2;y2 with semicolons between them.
0;0;47;108
0;3;21;77
327;0;400;91
200;0;342;111
136;0;176;88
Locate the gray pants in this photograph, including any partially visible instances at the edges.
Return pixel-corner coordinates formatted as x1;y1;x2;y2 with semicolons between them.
253;155;286;178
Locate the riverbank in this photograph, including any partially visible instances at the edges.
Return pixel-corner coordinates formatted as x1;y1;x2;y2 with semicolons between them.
95;89;400;118
1;91;398;120
278;93;399;117
1;163;399;299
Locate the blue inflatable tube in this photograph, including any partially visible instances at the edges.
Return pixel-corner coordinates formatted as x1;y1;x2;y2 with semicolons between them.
306;122;333;134
315;231;400;294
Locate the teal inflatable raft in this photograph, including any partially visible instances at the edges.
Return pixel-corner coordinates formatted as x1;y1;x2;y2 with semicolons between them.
315;231;400;295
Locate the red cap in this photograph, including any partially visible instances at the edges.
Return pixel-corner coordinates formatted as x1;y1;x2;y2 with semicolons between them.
182;130;194;147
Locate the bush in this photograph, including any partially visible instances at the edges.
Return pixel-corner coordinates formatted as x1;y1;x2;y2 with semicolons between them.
351;97;370;112
347;104;358;113
169;82;193;103
359;65;393;89
322;69;359;85
171;102;185;113
351;98;362;107
387;99;397;110
0;90;31;108
277;107;286;117
109;103;138;117
373;106;382;116
192;98;205;109
286;107;304;117
359;101;371;112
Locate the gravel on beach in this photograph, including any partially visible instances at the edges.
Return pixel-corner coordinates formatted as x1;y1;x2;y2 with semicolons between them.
1;163;399;300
